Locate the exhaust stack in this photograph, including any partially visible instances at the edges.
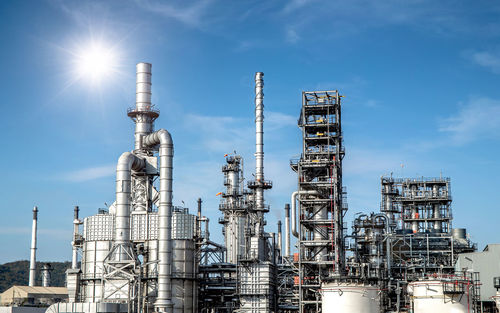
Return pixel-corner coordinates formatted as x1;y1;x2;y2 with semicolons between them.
128;63;159;151
29;206;38;287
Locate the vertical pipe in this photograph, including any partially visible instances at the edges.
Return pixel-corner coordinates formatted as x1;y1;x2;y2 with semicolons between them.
29;206;38;287
254;72;265;237
115;152;144;261
277;221;282;260
197;198;202;238
143;129;174;313
41;264;51;287
285;204;291;257
134;63;154;151
72;206;79;269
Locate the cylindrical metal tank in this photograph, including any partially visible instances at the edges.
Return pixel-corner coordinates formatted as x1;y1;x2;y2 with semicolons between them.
408;280;470;313
321;283;380;313
82;240;112;302
171;239;197;313
81;214;114;303
452;228;466;240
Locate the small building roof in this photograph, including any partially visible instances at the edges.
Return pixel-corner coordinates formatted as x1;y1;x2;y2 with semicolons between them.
0;286;68;306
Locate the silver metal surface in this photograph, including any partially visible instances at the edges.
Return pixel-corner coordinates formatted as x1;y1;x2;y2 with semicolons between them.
29;206;38;287
284;204;291;257
143;129;174;313
41;263;51;287
254;72;265;239
114;152;144;261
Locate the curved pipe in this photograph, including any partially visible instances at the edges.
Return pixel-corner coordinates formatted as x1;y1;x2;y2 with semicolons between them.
291;192;299;238
373;213;391;277
115;152;144;260
291;190;318;238
143;129;174;313
284;204;291;257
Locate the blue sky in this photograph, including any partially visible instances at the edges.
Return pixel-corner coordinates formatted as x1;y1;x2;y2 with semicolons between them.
1;0;500;263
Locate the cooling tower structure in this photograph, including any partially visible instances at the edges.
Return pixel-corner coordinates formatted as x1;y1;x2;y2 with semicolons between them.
290;91;347;313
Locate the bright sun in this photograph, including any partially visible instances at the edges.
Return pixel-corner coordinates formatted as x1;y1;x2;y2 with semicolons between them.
74;41;118;85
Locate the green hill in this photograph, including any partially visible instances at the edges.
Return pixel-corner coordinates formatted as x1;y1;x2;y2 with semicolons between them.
0;260;71;293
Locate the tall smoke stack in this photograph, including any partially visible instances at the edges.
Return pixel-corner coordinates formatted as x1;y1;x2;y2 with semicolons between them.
29;206;38;287
72;206;79;269
128;62;158;151
285;204;291;257
254;72;265;238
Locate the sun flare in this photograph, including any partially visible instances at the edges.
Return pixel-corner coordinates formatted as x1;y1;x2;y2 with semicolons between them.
73;41;119;85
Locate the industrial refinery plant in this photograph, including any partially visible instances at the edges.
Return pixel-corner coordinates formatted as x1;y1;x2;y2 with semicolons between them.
9;62;500;313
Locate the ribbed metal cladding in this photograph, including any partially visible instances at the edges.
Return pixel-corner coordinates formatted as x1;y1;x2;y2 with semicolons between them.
136;63;152;111
133;62;155;151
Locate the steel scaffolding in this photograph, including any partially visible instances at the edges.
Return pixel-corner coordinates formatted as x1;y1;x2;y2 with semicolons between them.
290;91;346;313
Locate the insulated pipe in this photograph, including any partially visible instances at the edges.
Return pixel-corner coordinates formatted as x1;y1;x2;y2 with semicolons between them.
71;206;79;269
143;129;174;313
29;206;38;287
291;191;318;238
284;204;291;257
115;152;144;261
255;72;265;236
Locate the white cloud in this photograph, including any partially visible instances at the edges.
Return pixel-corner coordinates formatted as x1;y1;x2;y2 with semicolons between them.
282;0;317;14
439;97;500;145
60;164;115;182
285;27;300;44
280;1;500;43
469;50;500;74
134;0;215;28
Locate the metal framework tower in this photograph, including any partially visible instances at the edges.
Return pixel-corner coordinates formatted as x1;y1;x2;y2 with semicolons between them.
290;91;346;313
219;155;249;264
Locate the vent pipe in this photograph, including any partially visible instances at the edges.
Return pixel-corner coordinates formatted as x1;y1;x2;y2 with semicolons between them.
29;206;38;287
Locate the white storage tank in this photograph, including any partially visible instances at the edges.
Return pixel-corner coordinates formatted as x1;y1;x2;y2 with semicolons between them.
321;282;380;313
408;280;471;313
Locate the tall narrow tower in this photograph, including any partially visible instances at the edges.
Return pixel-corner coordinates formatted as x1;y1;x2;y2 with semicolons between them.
290;91;346;313
29;206;38;287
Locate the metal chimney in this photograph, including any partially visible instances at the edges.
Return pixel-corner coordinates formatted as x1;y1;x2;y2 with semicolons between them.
29;206;38;286
128;62;159;151
41;263;51;287
71;206;80;269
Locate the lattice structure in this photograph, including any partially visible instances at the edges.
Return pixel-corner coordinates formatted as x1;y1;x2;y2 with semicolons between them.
290;91;346;313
